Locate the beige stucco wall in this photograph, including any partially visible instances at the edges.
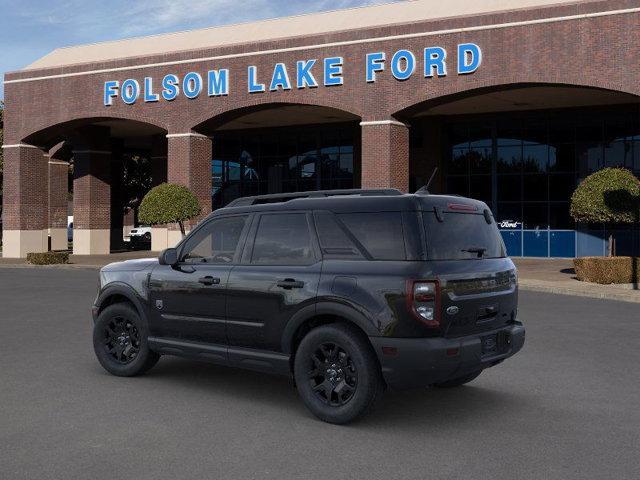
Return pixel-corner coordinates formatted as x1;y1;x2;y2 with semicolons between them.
73;229;110;255
2;230;48;258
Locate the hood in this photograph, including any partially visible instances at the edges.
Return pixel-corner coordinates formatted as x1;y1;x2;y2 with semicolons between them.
101;257;158;272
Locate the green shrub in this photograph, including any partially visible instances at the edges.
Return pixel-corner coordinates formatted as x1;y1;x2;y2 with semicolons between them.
573;256;640;284
138;183;201;235
570;168;640;224
27;251;69;265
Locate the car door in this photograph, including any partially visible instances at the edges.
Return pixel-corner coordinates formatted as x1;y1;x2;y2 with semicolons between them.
148;214;251;346
226;212;321;352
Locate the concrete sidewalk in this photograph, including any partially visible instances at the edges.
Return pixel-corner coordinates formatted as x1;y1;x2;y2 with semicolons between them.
513;258;640;304
1;251;639;303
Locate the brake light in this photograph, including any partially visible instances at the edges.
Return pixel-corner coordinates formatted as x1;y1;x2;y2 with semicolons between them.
447;203;477;212
406;280;440;328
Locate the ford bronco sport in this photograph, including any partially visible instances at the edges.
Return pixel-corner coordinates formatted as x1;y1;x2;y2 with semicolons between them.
92;189;524;424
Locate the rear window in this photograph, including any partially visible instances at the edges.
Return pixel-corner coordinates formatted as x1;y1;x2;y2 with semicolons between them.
423;212;506;260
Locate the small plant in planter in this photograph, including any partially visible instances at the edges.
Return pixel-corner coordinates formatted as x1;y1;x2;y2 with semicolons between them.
570;168;640;256
570;168;640;285
138;183;201;237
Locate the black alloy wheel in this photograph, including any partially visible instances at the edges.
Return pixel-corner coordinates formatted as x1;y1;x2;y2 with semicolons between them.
294;323;383;424
93;303;160;377
307;342;358;407
102;316;141;364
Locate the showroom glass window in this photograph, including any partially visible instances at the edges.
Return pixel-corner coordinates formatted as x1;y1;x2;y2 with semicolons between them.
443;105;640;230
211;124;358;209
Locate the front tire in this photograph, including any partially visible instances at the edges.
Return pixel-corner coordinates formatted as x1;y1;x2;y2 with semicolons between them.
93;303;160;377
294;323;383;424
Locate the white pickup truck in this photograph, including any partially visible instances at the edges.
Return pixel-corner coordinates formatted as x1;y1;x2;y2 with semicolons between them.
126;226;152;248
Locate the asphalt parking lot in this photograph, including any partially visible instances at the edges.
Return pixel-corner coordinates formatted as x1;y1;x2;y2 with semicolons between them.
1;267;639;480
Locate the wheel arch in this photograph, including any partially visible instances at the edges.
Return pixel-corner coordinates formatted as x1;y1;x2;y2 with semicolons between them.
282;302;380;357
95;283;149;324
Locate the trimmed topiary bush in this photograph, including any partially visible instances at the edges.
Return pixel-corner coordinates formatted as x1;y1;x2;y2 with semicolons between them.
27;251;69;265
138;183;201;236
570;168;640;256
574;256;639;284
570;168;640;224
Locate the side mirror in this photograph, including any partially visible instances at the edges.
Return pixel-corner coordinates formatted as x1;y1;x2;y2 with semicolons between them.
159;248;178;266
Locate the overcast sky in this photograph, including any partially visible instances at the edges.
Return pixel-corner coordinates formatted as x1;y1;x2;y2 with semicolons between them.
0;0;397;100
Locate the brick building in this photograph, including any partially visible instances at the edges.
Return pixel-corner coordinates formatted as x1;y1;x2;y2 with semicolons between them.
3;0;640;258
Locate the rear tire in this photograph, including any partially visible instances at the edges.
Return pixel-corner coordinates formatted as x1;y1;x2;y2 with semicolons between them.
93;303;160;377
434;370;482;388
294;323;383;424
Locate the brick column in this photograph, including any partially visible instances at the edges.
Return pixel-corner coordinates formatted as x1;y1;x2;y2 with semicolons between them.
360;120;410;192
1;144;49;258
73;149;111;254
71;126;112;255
163;132;212;248
150;134;169;252
110;149;125;251
48;159;69;251
151;134;168;187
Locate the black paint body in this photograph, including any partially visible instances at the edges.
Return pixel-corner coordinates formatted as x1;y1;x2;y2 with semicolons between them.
93;192;525;389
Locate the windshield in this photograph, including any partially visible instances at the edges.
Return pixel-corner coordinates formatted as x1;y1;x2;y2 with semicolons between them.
423;211;506;260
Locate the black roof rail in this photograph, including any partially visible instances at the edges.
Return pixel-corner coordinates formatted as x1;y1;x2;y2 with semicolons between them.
226;188;403;207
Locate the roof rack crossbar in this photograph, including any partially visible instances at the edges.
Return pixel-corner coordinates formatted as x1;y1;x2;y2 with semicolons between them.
226;188;402;207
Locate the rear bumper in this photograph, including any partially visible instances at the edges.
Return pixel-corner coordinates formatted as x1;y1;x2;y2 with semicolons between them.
370;323;525;390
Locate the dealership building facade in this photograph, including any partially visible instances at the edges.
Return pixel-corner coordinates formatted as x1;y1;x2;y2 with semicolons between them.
3;0;640;257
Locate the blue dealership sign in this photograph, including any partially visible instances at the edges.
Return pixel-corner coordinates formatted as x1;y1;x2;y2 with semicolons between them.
103;43;482;106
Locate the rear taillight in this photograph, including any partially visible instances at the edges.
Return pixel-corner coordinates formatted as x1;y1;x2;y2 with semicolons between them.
407;280;440;328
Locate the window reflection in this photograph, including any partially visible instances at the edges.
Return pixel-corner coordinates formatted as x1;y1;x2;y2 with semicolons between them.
497;145;522;173
445;107;640;230
523;144;548;173
212;124;357;208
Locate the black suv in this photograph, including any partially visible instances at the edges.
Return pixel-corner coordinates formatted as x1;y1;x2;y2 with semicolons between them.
92;189;524;424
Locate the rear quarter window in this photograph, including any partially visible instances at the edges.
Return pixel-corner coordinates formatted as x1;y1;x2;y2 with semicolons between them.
423;211;506;260
314;212;365;260
336;212;406;260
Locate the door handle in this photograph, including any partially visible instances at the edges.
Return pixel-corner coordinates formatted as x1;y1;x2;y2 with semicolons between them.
198;276;220;286
276;278;304;289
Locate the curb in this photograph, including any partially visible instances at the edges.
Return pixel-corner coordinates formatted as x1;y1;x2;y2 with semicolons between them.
0;263;101;270
519;280;640;304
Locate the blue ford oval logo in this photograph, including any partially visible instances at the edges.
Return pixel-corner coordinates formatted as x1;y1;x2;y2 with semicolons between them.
446;306;459;315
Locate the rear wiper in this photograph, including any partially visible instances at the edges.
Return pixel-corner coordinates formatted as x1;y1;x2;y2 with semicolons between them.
461;247;487;258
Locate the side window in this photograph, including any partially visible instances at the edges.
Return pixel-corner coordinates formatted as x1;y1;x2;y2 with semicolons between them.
251;213;314;265
181;215;248;264
337;212;407;260
314;212;365;260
